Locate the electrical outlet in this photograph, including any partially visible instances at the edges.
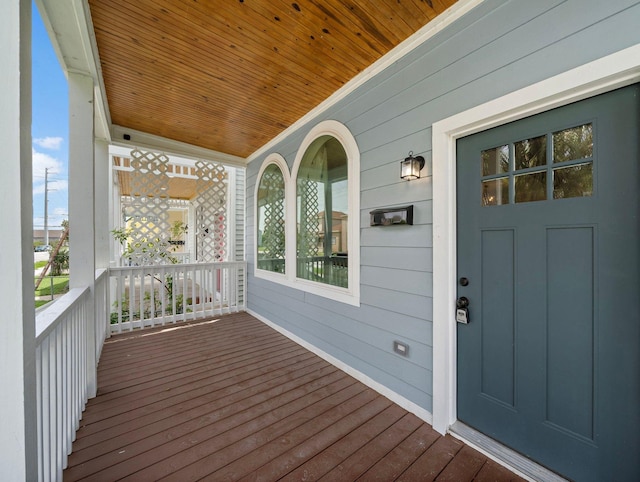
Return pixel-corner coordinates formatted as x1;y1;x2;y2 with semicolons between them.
393;341;409;357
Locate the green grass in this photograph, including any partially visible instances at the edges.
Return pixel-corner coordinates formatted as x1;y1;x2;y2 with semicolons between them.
35;276;69;296
35;299;51;308
34;260;48;269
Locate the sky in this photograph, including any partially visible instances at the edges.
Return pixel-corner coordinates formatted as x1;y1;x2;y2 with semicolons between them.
32;2;69;233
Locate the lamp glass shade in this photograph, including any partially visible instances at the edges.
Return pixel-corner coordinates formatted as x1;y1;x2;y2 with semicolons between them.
400;155;424;180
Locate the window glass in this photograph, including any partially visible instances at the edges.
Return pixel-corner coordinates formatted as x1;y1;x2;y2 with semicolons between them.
553;124;593;163
515;135;546;170
515;171;547;203
257;164;286;273
482;145;509;176
553;163;593;199
482;178;509;206
481;122;594;206
296;136;348;288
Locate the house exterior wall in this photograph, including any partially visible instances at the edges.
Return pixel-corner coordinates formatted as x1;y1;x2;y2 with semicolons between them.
33;229;64;243
246;0;640;415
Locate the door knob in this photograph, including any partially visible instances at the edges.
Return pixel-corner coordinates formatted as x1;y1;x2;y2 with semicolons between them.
456;296;469;309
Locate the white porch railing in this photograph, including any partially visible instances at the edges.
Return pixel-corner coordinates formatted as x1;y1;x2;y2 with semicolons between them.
35;268;109;482
33;264;245;479
109;261;246;333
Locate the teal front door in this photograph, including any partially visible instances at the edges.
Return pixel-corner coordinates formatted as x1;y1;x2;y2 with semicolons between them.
456;84;640;481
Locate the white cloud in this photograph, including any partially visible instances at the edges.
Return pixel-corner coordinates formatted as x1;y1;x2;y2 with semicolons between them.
33;149;61;176
34;136;64;150
33;148;66;195
33;179;68;195
48;208;69;228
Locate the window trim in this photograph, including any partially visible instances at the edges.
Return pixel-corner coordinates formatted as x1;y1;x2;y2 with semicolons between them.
253;120;360;306
253;153;290;283
289;120;360;306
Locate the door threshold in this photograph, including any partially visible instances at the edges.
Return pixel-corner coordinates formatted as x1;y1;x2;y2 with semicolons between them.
449;422;568;482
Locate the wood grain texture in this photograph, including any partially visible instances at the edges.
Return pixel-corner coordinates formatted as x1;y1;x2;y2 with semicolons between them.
88;0;457;158
64;313;524;481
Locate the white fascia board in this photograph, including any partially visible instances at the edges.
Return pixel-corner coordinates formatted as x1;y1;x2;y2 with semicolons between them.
111;125;247;168
36;0;112;142
246;0;486;164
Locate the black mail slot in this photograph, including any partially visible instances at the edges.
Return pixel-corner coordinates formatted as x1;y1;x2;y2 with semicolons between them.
370;205;413;226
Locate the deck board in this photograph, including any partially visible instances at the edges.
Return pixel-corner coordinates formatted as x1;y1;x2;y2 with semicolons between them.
64;312;526;481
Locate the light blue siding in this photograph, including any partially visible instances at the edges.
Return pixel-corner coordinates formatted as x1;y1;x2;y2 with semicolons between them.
246;0;640;413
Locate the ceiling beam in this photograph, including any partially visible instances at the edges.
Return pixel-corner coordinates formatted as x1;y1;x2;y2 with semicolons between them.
111;125;247;168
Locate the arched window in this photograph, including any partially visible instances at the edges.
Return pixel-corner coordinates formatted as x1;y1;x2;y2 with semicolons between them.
296;136;349;287
254;121;359;305
292;120;360;304
255;155;288;276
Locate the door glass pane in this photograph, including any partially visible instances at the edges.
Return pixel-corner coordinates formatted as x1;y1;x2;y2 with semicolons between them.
553;124;593;163
553;163;593;199
515;135;546;170
515;171;547;203
482;145;509;176
482;178;509;206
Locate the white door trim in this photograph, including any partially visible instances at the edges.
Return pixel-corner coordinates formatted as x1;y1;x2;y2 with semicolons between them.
431;43;640;434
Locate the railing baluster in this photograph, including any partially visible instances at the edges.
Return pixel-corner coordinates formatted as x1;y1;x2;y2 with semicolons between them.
170;265;177;323
138;270;144;329
205;265;213;316
107;262;246;332
231;266;237;312
213;264;220;314
128;269;134;330
190;264;196;320
36;344;43;481
222;267;229;314
182;266;188;322
198;265;204;316
62;318;70;461
159;265;166;326
49;334;57;482
41;340;50;482
35;271;108;480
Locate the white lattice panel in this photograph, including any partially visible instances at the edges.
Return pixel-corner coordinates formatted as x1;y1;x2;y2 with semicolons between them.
298;178;320;258
261;168;285;260
122;149;173;265
195;161;228;262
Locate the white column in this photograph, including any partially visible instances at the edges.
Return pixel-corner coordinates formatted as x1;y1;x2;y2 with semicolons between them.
110;171;122;266
95;139;110;269
68;72;97;396
0;0;38;480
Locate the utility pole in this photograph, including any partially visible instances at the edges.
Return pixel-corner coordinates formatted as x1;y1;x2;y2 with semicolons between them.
44;167;49;246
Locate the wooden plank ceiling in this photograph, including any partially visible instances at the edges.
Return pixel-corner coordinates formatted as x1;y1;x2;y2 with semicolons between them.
89;0;458;159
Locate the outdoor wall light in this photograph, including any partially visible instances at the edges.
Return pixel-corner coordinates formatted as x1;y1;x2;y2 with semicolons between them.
400;151;425;181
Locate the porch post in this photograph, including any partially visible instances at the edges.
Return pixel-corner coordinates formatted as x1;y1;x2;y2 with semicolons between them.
95;139;110;269
68;72;98;396
0;0;38;479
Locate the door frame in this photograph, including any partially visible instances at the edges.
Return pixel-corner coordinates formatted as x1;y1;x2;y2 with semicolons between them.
431;43;640;435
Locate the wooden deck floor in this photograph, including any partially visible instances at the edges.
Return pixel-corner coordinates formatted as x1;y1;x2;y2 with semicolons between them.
64;312;525;481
